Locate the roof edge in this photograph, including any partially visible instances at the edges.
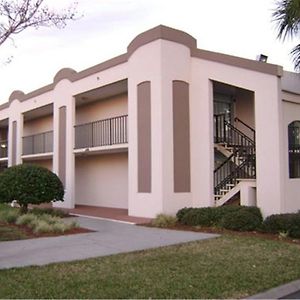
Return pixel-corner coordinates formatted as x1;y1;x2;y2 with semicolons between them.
192;48;283;77
127;25;197;57
0;25;288;107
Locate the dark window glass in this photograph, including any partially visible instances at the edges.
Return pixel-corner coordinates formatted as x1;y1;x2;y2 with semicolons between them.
288;121;300;178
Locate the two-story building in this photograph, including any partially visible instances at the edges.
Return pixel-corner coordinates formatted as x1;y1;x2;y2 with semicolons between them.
0;25;299;218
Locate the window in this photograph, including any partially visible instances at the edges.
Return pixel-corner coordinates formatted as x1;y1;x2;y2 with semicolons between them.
288;121;300;178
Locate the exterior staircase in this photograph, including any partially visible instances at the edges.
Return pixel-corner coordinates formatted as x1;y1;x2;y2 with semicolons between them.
214;114;256;205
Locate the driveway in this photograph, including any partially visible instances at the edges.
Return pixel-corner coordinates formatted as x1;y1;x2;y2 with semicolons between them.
0;216;218;269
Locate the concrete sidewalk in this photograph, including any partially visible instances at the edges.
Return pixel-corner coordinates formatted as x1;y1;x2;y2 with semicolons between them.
0;216;218;269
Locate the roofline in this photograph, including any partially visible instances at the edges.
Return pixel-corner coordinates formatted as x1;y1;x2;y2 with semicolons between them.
127;24;197;56
192;48;283;77
4;25;284;105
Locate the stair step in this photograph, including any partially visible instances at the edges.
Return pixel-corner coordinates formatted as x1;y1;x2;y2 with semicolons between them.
226;184;235;187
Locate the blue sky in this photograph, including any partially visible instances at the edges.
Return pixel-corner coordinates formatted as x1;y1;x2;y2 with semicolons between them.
0;0;297;103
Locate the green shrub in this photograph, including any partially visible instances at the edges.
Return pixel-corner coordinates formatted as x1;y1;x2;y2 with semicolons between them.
51;222;67;233
31;207;68;218
38;214;61;225
0;210;20;224
0;164;64;213
262;213;300;238
15;213;37;226
181;208;217;227
220;210;263;231
33;220;53;234
16;213;78;234
152;214;177;228
176;207;193;222
177;205;263;231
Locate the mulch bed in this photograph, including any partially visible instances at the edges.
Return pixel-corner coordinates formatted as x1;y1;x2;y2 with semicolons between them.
142;223;300;245
0;221;93;239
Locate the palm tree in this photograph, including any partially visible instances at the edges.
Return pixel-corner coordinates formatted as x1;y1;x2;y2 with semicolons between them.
273;0;300;71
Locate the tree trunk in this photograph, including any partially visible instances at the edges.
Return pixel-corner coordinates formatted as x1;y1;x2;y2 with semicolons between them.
19;203;28;214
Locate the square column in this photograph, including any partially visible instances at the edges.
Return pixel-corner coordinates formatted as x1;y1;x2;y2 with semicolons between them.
7;100;23;167
52;80;75;209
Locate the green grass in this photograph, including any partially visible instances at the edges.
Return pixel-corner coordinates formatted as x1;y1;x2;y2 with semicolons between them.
0;204;26;241
1;235;300;299
0;225;27;241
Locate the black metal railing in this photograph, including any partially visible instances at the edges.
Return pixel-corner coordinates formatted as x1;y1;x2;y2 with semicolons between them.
75;115;128;149
214;114;256;199
23;131;53;155
214;151;256;197
234;117;256;141
214;114;254;147
0;140;8;158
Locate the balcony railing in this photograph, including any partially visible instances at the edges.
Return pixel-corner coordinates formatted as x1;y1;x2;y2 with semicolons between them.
23;131;53;155
75;115;128;149
0;140;8;158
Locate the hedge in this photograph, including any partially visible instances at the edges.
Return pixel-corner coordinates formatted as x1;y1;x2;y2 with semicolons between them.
177;206;263;231
262;213;300;238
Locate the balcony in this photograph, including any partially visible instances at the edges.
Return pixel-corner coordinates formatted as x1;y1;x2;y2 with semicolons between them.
23;131;53;156
0;140;7;158
75;115;128;149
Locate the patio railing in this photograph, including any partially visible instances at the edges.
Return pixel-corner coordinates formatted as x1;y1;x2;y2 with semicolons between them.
75;115;128;149
23;131;53;155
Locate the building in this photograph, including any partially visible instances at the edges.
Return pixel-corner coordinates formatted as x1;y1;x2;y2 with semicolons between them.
0;25;299;218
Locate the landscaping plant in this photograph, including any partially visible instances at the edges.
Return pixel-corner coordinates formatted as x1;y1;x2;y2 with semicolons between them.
151;214;177;228
177;205;263;231
262;212;300;238
0;164;64;213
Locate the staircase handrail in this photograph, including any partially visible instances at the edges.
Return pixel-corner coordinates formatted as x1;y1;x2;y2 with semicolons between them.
214;154;256;193
214;114;255;146
224;119;255;145
234;117;256;140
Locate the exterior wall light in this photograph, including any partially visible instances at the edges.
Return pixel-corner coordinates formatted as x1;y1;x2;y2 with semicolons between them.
256;54;268;62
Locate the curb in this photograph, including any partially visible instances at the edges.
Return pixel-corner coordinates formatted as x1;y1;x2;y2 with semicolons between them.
247;278;300;299
69;213;136;225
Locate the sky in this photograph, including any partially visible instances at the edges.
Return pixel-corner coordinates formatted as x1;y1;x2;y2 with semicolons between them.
0;0;298;104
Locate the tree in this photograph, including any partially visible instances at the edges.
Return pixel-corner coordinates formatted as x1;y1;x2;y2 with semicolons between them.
273;0;300;71
0;0;78;47
0;164;64;213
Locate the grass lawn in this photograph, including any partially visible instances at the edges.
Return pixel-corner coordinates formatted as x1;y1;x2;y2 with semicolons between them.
1;235;300;299
0;224;28;241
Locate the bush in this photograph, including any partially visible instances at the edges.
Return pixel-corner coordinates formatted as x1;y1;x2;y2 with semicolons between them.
16;213;78;234
31;207;68;218
177;205;263;231
15;213;38;226
220;210;263;231
0;210;20;224
176;207;193;222
52;222;67;233
33;220;52;234
262;213;300;238
181;208;217;227
0;164;64;213
38;214;61;225
152;214;177;228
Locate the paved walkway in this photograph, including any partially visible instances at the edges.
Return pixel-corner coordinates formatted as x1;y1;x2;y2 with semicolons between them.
66;205;152;224
0;217;218;269
248;278;300;299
